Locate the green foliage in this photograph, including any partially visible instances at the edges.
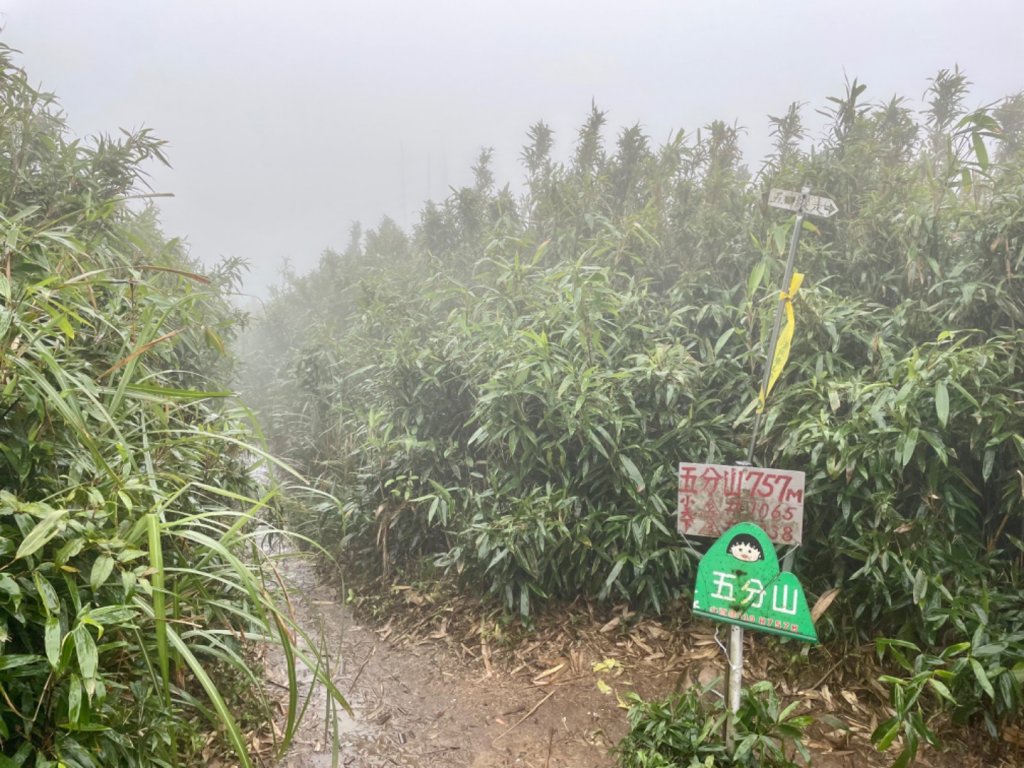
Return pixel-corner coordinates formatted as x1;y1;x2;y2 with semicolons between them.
872;601;1024;768
0;45;345;766
241;68;1024;751
616;681;813;768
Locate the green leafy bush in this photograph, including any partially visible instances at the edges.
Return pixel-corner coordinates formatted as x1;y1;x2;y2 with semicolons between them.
0;45;345;767
240;69;1024;749
616;681;813;768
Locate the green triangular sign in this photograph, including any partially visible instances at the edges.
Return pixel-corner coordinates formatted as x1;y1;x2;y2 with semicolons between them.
693;522;817;643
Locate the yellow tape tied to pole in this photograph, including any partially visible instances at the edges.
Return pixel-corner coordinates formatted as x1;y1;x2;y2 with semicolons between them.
757;272;804;414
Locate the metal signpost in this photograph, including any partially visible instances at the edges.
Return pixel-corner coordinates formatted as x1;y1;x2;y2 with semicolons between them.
680;185;835;747
748;186;838;465
692;521;818;738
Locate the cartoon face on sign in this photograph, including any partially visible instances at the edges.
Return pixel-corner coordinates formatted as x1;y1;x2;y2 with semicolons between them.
727;533;764;562
691;521;818;643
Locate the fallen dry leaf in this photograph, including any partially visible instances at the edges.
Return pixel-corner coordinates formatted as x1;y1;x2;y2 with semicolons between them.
532;662;565;683
811;587;841;622
820;684;834;707
592;658;623;673
1003;723;1024;746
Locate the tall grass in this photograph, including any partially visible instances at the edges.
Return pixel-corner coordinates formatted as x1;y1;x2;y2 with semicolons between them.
0;44;346;767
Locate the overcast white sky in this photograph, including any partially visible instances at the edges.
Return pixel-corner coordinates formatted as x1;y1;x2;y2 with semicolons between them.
2;1;1023;297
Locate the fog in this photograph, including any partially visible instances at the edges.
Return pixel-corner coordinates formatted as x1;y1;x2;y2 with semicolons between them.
2;0;1022;297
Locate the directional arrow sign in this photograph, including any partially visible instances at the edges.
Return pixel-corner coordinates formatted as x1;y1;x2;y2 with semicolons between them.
768;188;838;218
802;194;839;218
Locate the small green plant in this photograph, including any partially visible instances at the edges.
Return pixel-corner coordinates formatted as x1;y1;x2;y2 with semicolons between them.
872;626;1024;768
871;638;952;768
617;680;812;768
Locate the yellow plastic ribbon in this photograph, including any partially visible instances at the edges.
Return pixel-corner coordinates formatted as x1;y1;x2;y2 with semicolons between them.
757;272;804;413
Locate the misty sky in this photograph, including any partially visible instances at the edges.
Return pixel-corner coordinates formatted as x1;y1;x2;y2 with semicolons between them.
2;1;1023;298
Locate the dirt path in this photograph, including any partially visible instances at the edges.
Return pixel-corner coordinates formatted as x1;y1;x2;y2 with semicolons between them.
263;550;1006;768
267;550;640;767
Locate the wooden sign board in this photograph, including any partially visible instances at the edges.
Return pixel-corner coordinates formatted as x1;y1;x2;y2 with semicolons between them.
678;462;805;545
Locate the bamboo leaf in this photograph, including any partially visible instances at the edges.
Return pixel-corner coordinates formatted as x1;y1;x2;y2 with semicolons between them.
121;383;234;400
45;615;62;669
90;554;115;591
0;654;45;672
872;717;901;750
982;449;995;481
99;330;181;379
270;609;299;755
912;569;927;604
934;380;949;427
162;619;253;768
927;677;956;704
145;513;170;690
900;429;918;468
136;263;211;283
33;571;60;614
972;131;989;171
16;506;67;560
67;675;83;724
747;260;766;297
619;455;645;492
970;658;995;699
72;624;97;682
601;558;626;598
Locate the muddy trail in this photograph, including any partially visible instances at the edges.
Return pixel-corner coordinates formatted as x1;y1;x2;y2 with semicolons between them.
261;549;1009;768
264;550;635;767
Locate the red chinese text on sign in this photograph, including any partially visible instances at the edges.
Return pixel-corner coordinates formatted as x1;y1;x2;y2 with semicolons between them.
677;462;805;545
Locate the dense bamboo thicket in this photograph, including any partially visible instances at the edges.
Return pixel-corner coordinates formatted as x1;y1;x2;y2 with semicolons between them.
0;45;344;767
240;71;1024;752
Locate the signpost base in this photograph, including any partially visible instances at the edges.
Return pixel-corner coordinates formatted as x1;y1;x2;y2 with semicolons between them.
726;624;743;747
691;521;820;748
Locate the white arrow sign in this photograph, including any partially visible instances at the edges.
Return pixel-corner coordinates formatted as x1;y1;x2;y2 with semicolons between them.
768;188;838;218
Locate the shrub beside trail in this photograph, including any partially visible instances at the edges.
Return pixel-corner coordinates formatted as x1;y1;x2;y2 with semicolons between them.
0;45;344;767
241;74;1024;754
